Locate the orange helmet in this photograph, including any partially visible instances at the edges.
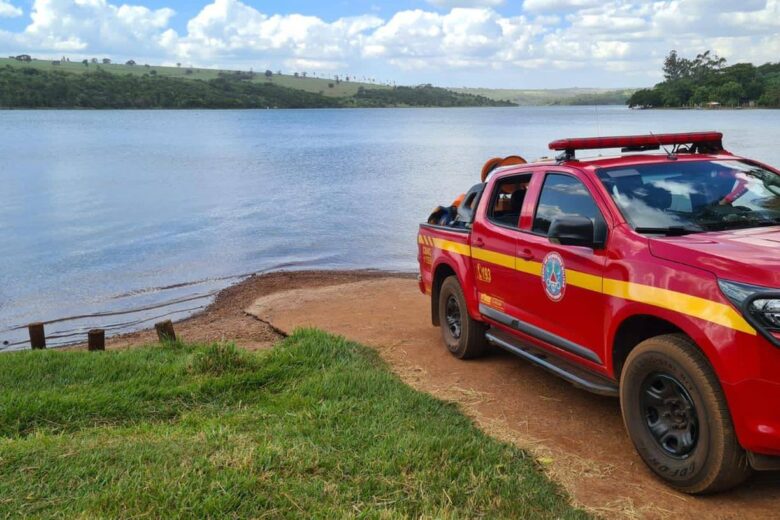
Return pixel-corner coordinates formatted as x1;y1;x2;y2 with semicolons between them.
452;193;466;207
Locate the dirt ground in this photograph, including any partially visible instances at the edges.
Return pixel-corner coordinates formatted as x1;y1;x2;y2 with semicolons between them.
93;271;780;518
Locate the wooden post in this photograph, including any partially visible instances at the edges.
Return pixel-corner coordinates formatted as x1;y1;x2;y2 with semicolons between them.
88;329;105;351
28;322;46;350
154;320;176;343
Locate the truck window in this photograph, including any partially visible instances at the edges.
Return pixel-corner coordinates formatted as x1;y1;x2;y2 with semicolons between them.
532;173;604;235
487;174;532;228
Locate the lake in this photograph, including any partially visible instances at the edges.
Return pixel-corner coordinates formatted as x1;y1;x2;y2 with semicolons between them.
1;106;779;349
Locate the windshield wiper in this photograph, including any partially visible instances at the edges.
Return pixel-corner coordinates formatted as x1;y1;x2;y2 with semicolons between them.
634;226;700;236
707;217;780;231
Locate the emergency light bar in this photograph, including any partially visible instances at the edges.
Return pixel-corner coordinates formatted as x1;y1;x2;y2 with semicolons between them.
548;132;724;161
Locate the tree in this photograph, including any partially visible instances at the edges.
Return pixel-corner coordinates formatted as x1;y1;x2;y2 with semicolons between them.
759;80;780;107
690;86;715;106
91;57;98;64
103;58;111;65
716;81;744;106
627;88;663;108
663;50;690;81
82;59;89;66
177;62;181;68
265;69;273;79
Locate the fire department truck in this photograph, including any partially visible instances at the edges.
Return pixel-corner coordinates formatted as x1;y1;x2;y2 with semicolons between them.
417;132;780;493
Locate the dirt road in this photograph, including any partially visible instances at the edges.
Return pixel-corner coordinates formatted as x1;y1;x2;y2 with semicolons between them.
246;276;780;519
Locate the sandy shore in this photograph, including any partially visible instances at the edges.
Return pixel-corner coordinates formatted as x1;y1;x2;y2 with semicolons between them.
71;270;780;519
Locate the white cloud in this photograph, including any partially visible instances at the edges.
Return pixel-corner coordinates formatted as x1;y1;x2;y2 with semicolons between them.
523;0;601;12
364;8;541;69
0;1;22;18
6;0;174;54
168;0;382;70
427;0;505;6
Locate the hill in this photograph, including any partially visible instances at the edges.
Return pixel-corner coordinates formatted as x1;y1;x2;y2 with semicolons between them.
0;57;387;97
452;87;635;106
0;57;513;109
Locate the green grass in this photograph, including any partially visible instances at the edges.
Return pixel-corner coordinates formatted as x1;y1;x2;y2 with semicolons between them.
0;330;586;518
0;57;388;98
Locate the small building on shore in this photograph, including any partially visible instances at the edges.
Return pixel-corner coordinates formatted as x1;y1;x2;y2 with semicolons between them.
14;54;31;62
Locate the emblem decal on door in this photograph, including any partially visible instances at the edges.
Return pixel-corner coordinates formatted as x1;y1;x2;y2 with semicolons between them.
542;252;566;302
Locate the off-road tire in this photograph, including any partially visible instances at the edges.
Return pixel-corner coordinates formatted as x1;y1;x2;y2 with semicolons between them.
438;276;487;359
620;333;752;494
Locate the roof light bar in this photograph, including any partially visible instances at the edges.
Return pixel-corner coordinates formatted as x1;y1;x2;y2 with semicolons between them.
548;132;724;161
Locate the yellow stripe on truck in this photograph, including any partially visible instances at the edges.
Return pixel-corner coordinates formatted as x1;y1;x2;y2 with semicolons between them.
602;279;755;335
431;237;471;257
566;269;603;293
472;246;515;270
419;232;756;335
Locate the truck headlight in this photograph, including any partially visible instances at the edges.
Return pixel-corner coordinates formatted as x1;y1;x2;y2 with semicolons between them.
751;299;780;328
719;279;780;345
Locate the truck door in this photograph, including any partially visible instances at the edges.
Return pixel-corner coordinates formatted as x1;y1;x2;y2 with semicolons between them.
515;171;609;367
470;172;533;321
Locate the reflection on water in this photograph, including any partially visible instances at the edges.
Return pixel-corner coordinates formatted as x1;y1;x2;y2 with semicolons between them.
1;107;779;348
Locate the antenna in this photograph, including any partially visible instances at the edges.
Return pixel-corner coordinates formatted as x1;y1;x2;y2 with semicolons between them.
594;104;601;137
649;131;677;160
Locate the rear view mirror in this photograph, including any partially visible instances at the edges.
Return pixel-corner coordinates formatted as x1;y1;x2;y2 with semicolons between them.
548;216;597;248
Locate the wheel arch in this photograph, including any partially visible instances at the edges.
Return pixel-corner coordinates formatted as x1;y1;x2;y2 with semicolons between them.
431;262;457;326
610;312;716;381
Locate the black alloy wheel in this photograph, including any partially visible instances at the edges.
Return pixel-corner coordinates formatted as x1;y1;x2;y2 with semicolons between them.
438;276;486;359
620;334;752;493
640;373;699;458
445;295;462;340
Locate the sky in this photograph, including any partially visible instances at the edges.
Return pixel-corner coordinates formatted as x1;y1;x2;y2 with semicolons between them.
0;0;778;89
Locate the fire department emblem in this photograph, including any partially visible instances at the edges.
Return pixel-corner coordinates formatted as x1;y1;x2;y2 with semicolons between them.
542;252;566;302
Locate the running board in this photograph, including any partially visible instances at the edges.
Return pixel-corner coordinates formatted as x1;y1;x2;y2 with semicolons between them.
485;329;619;397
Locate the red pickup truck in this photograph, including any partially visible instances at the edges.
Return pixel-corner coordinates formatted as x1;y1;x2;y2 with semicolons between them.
417;132;780;493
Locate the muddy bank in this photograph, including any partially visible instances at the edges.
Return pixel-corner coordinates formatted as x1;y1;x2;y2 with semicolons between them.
82;270;411;351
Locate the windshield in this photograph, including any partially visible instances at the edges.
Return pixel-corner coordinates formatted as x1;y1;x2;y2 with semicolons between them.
597;159;780;234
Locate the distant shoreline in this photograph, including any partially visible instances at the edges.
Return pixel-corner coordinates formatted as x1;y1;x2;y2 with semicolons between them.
0;104;629;110
1;56;634;109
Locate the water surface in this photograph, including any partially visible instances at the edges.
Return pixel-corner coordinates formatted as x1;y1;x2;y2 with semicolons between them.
1;107;779;348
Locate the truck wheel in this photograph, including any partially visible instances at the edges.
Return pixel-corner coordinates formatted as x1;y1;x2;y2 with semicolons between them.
438;276;487;359
620;334;751;494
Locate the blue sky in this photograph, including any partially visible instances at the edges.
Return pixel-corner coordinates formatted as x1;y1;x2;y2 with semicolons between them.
1;1;778;89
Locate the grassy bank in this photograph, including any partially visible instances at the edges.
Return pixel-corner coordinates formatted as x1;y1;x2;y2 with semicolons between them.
0;330;585;518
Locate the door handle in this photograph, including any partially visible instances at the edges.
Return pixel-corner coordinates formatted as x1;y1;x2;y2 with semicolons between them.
473;237;485;247
518;248;534;260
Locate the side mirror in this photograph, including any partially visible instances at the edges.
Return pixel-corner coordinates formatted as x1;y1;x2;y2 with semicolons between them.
548;216;597;248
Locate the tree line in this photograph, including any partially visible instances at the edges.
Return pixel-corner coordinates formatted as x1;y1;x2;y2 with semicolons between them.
0;66;514;109
350;85;514;107
628;50;780;108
